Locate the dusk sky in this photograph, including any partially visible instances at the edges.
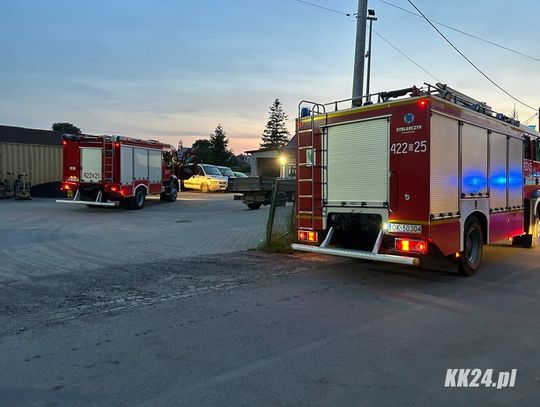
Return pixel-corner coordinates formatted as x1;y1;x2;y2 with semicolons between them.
1;0;538;153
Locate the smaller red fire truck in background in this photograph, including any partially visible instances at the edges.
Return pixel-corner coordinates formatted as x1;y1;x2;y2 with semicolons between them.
56;134;179;209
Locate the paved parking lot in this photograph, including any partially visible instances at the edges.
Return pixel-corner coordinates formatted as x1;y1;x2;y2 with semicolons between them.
1;192;540;406
0;192;267;283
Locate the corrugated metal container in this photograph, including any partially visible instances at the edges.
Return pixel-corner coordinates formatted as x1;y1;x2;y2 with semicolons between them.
0;142;63;186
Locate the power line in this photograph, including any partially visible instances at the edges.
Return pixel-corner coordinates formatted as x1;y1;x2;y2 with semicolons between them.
524;112;538;125
294;1;440;90
296;0;540;64
373;29;440;82
407;0;537;111
294;0;351;17
378;0;540;64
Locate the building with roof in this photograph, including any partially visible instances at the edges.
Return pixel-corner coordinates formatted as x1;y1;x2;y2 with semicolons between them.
245;135;297;178
0;125;63;197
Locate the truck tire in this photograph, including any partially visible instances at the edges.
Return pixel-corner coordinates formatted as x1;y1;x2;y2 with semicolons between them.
201;183;209;193
521;217;539;248
168;186;178;202
247;202;262;210
131;188;146;210
533;217;539;248
458;217;483;276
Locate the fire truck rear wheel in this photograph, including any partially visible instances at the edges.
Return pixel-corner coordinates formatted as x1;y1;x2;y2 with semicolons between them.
522;217;540;248
247;202;262;210
131;188;146;210
530;217;539;248
168;186;178;202
458;217;483;276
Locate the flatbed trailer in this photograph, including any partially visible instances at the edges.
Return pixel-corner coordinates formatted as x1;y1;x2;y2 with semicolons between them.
230;177;294;209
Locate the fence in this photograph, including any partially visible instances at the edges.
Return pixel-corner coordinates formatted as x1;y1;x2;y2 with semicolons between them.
262;178;295;251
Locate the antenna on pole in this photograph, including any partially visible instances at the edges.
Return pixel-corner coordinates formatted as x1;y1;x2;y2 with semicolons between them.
352;0;368;107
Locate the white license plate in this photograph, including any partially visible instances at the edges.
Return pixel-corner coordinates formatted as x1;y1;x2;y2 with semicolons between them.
387;223;422;234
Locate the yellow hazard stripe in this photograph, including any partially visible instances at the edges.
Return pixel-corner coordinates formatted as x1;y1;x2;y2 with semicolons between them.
297;214;324;220
388;218;459;226
388;220;428;226
429;218;460;225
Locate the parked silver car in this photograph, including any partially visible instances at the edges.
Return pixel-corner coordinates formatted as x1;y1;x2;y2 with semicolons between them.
183;164;228;192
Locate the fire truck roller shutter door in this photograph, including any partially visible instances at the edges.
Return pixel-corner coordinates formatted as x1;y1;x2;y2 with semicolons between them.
134;148;149;180
121;146;134;184
461;124;488;197
508;137;523;208
148;149;162;182
326;117;389;206
430;114;459;216
489;133;508;210
80;148;102;183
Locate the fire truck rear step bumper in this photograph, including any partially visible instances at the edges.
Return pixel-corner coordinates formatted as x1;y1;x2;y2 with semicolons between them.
56;199;119;207
56;189;119;207
291;244;420;266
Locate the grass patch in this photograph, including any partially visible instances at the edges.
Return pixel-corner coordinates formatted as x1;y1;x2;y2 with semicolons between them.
258;231;295;253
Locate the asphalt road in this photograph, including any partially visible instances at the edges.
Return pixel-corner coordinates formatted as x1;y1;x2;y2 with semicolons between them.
1;194;539;406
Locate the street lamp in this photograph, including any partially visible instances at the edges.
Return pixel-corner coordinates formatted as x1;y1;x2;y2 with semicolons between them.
365;9;377;104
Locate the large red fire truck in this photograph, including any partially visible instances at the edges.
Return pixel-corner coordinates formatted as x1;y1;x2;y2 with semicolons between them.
292;83;540;275
56;134;179;209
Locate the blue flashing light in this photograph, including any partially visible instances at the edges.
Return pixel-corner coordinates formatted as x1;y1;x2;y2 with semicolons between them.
462;171;487;194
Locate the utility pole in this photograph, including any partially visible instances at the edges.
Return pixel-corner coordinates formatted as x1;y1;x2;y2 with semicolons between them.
352;0;368;107
365;9;377;102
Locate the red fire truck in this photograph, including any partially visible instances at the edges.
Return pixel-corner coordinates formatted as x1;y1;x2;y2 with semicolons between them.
292;83;540;275
56;134;179;209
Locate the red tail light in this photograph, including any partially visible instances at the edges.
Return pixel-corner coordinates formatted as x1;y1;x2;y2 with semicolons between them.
298;230;318;243
395;238;427;254
62;183;71;191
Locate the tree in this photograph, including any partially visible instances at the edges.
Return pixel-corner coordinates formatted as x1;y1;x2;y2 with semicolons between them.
192;139;213;164
260;99;290;149
52;122;81;134
209;124;234;166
